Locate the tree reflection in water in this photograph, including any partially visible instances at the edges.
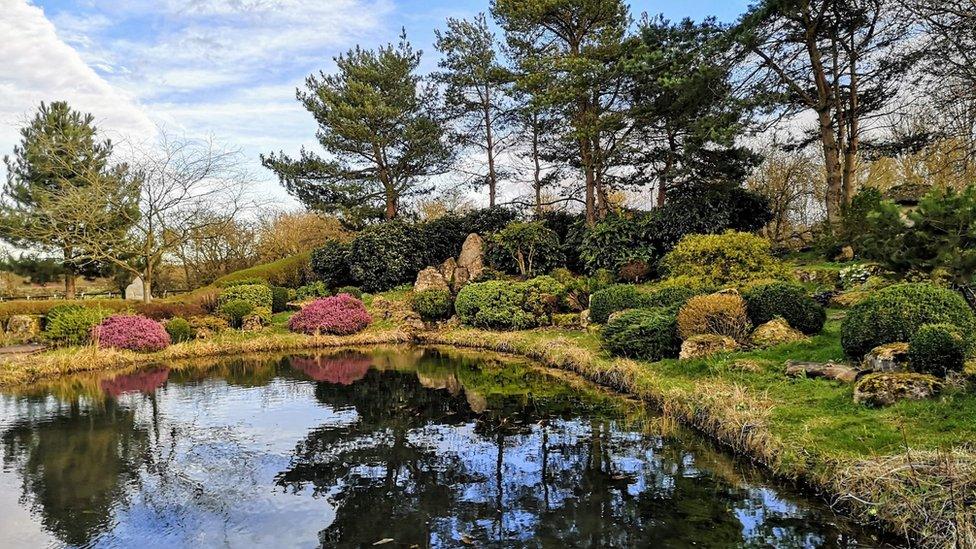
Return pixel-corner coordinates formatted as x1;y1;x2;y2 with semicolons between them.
0;348;879;548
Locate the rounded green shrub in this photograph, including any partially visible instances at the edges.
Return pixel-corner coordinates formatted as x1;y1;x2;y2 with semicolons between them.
219;283;273;310
745;282;826;335
347;221;426;293
42;304;111;346
164;317;193;343
412;289;453;322
271;286;290;313
908;323;967;377
335;286;363;299
601;308;680;361
220;299;255;329
589;285;649;324
661;231;790;286
455;276;566;330
841;283;976;359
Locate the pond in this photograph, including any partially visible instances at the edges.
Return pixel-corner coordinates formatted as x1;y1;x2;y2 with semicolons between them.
0;347;889;548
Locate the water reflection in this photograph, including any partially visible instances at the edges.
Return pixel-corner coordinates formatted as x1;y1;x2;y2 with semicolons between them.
0;348;886;548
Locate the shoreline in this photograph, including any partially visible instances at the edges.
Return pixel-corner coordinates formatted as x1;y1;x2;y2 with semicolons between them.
0;325;971;547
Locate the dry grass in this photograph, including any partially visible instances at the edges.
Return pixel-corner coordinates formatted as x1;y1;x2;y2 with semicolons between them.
676;292;752;341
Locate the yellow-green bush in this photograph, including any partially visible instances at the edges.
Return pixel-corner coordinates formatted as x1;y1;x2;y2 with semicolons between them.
676;292;752;341
661;231;790;286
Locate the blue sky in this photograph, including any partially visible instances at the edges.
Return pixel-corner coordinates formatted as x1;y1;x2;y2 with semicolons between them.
1;0;752;207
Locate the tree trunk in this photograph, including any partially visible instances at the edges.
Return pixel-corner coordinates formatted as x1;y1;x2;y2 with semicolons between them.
532;118;543;215
581;136;597;226
804;19;844;225
64;273;76;300
484;99;498;208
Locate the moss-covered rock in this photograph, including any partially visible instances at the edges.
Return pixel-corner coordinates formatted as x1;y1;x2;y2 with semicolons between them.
853;373;944;407
862;343;910;373
679;334;739;360
750;318;807;348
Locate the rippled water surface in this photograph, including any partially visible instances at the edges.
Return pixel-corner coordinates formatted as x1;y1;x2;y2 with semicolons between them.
0;347;888;548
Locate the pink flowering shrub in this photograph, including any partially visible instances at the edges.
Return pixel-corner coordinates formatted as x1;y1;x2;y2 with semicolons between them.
288;294;372;335
93;314;171;352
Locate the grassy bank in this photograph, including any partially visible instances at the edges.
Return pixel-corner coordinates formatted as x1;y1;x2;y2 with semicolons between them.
0;300;972;546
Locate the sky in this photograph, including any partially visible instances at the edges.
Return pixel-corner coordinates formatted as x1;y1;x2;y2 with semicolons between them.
0;0;753;209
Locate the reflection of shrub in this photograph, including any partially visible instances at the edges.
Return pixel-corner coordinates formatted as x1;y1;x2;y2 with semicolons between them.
412;289;453;322
220;300;254;328
219;283;273;309
909;324;967;377
43;305;111;346
288;295;372;335
164;317;193;343
602;309;680;361
677;293;752;341
661;231;789;286
455;276;566;330
93;315;171;352
841;283;976;359
289;354;372;385
745;282;826;335
271;286;290;313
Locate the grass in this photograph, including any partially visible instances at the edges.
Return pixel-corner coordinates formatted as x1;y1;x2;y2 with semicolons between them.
0;291;973;546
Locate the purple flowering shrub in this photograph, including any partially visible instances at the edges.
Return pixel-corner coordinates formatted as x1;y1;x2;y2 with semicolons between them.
93;314;171;352
288;294;372;335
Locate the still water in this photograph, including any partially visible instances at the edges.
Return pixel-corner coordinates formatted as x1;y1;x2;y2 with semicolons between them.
0;347;888;548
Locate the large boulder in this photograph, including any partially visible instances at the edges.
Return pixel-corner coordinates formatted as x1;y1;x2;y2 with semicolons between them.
414;267;449;293
750;318;807;348
862;342;910;373
853;373;943;407
679;334;739;360
457;233;485;282
6;315;41;344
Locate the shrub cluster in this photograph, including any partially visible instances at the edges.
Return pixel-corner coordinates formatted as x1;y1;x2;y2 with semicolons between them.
220;300;254;328
164;317;193;343
455;276;565;330
487;221;564;277
288;294;372;335
841;283;976;359
412;289;453;322
347;221;426;292
589;284;648;324
134;301;207;321
335;286;363;299
93;315;171;352
601;308;680;361
310;239;354;288
296;281;331;301
677;292;752;341
271;286;291;313
219;283;273;310
43;304;111;346
744;282;826;335
662;231;789;286
909;323;967;377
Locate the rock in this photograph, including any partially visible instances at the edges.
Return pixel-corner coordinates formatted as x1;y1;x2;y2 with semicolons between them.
451;266;470;293
240;314;265;332
6;315;41;344
680;334;739;360
439;258;458;284
854;373;943;407
862;342;910;373
392;309;425;331
828;291;869;308
580;309;591;329
785;360;860;383
834;245;855;262
414;267;449;293
457;233;486;282
750;318;807;348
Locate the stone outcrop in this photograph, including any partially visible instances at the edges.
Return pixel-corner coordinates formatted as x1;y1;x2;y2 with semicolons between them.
679;334;739;360
6;315;41;344
457;233;485;282
750;318;807;348
853;373;943;407
414;267;450;293
862;342;910;373
785;360;860;383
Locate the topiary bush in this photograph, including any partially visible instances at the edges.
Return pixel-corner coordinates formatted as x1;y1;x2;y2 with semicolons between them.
601;308;680;361
347;221;426;293
270;286;291;313
455;276;566;330
412;289;453;322
745;281;826;335
43;304;111;346
164;317;193;343
909;323;967;377
296;281;332;301
841;283;976;359
93;314;171;352
677;292;752;341
311;239;354;288
287;294;372;335
661;231;790;286
219;299;255;329
589;285;650;324
218;283;273;310
335;286;363;299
